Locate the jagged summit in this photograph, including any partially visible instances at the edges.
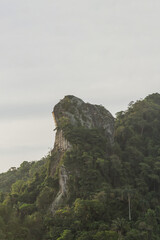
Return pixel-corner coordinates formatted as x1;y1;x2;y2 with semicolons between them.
52;95;114;148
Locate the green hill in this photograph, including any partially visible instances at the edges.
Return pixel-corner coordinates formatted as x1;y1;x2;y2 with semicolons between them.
0;93;160;239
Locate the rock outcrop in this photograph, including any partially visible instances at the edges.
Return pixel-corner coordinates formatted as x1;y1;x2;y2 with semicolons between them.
53;95;114;144
50;95;114;213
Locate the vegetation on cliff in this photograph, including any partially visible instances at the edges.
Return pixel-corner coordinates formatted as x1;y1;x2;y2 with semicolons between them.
0;93;160;239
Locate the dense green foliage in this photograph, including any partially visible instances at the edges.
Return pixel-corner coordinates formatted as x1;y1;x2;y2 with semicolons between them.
1;93;160;239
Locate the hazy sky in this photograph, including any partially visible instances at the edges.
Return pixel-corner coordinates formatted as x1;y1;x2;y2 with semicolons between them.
1;0;160;173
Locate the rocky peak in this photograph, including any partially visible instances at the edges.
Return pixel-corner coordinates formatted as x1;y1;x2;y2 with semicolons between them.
52;95;114;150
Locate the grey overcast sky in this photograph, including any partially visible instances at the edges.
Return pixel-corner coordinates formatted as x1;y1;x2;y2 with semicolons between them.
0;0;160;173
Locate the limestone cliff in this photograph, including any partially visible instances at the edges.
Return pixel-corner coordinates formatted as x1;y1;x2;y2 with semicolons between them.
53;95;114;144
50;95;114;213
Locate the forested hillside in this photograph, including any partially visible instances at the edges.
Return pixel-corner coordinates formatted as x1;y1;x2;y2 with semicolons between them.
0;93;160;239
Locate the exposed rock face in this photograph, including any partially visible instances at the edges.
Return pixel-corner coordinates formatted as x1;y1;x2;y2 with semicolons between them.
50;95;114;213
51;165;68;214
53;128;71;151
53;95;114;144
